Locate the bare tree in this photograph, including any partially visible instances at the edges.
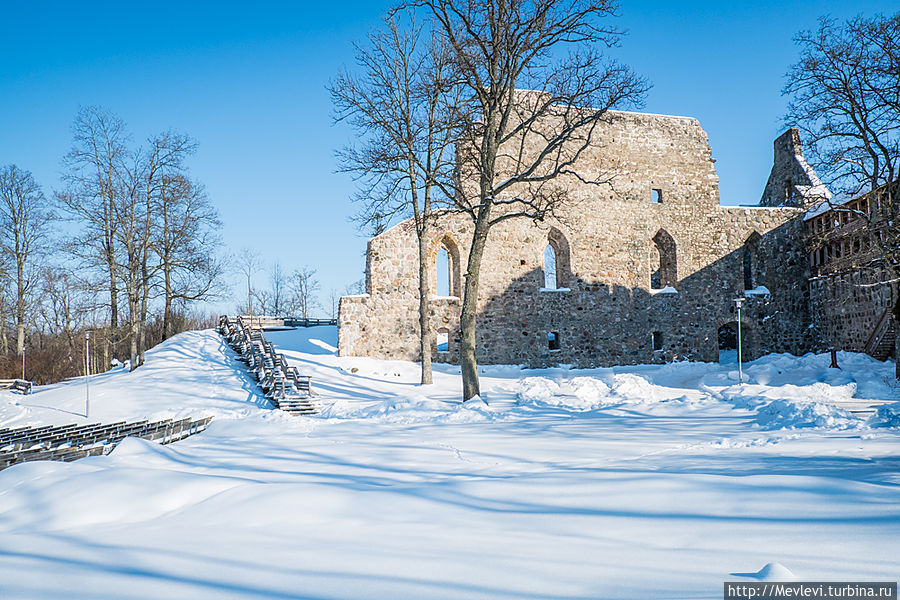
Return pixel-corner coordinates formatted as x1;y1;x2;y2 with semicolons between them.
151;167;225;341
58;106;130;331
237;248;262;317
252;289;273;315
36;266;91;355
115;149;150;370
0;165;54;356
270;262;288;315
327;288;340;320
290;267;321;319
331;9;461;385
416;0;648;400
344;278;366;296
784;12;900;374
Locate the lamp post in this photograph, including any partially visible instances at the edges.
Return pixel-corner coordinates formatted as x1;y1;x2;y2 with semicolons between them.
21;347;25;381
84;331;91;418
733;298;744;385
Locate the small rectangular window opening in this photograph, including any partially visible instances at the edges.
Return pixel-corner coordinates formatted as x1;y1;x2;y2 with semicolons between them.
651;189;662;203
548;331;561;351
436;330;449;353
651;331;663;351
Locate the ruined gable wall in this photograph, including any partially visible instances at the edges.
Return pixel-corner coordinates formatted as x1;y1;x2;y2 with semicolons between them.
339;112;812;366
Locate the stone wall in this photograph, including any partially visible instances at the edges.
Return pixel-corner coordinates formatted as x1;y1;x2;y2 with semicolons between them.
760;128;831;208
805;193;896;354
809;269;892;352
339;111;814;367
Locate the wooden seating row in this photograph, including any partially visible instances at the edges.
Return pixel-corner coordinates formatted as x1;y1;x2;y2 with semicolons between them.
0;379;33;395
218;316;318;414
0;416;213;471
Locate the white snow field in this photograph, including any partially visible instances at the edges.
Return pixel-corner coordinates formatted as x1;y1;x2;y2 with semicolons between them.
1;326;899;599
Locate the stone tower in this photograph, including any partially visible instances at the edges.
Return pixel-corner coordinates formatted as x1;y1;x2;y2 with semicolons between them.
760;128;831;208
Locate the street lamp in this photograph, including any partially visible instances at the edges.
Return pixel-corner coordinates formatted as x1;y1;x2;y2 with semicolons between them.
733;298;744;385
84;331;91;418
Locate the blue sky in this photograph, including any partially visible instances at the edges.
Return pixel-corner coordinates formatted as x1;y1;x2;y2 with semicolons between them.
1;0;895;315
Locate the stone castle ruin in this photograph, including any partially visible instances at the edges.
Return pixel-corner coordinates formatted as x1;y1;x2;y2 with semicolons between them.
338;108;863;368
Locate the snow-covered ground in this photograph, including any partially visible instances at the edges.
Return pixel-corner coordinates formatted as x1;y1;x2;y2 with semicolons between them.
1;327;898;599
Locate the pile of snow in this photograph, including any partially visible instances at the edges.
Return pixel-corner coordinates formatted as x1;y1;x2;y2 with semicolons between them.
753;399;862;430
870;401;900;428
516;373;695;410
320;394;498;424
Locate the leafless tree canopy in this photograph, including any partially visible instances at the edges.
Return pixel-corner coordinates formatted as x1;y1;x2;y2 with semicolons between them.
43;107;227;373
289;267;321;319
409;0;648;400
785;13;900;199
331;8;464;384
785;12;900;376
0;165;54;356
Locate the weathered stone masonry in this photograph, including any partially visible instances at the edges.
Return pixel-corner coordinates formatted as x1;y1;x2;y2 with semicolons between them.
339;110;818;367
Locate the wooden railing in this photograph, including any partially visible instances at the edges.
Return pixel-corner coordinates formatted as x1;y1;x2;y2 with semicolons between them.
284;317;337;328
238;315;337;330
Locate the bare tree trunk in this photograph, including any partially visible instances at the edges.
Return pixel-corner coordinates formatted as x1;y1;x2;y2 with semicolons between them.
130;308;139;370
107;237;118;329
459;217;490;401
15;249;25;356
0;296;8;354
418;232;433;385
163;267;173;340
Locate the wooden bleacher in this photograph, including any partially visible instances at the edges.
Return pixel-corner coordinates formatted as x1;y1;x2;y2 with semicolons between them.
0;379;33;395
0;416;213;471
219;315;318;414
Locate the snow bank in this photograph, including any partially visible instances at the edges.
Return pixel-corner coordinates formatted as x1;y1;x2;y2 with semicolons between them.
753;399;862;430
515;373;692;410
320;394;498;424
869;402;900;428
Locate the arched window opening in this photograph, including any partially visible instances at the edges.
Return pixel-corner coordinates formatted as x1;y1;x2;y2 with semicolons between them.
433;235;461;297
743;246;754;291
651;229;677;290
543;227;571;290
743;232;762;291
543;245;557;289
436;328;450;353
436;248;451;296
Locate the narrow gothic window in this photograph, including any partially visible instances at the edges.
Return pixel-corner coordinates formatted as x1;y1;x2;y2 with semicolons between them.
743;232;762;291
651;229;677;289
651;331;663;351
544;245;557;289
436;248;451;296
743;246;754;290
541;227;571;290
651;188;662;203
434;235;461;297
